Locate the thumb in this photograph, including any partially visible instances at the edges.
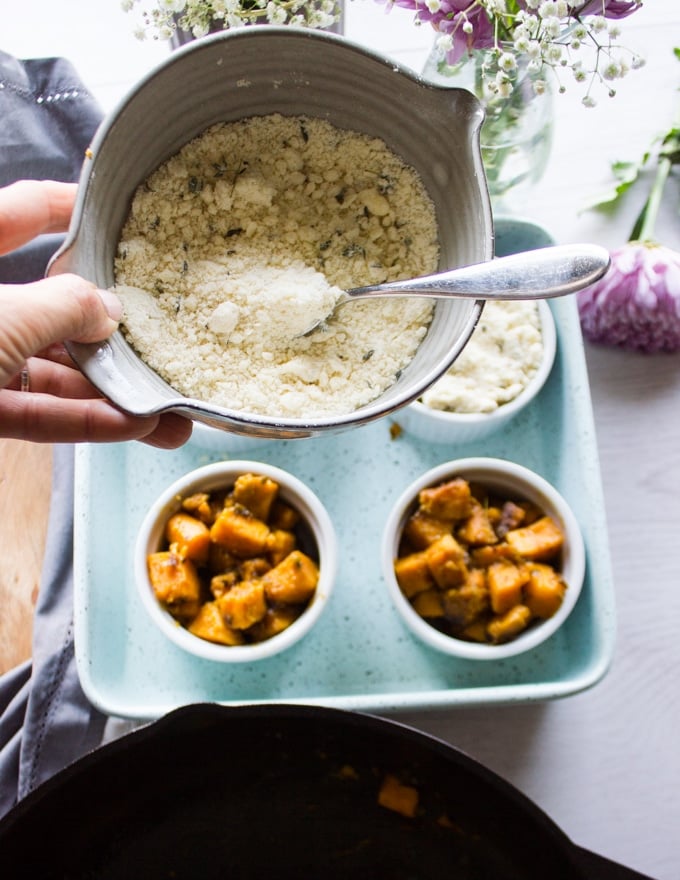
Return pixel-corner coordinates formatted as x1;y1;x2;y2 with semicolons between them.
0;274;123;385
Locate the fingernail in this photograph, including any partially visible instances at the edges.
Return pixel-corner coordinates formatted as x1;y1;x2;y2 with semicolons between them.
97;288;123;322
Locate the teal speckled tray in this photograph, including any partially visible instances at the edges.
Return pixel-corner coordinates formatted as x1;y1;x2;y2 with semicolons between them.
73;220;615;720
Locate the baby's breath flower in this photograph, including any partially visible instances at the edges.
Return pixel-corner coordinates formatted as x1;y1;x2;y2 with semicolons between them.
497;79;514;98
544;16;563;38
122;0;643;109
435;33;454;53
602;60;622;80
572;63;588;83
498;51;516;72
266;2;287;24
158;0;186;12
387;0;643;107
123;0;342;40
526;40;542;60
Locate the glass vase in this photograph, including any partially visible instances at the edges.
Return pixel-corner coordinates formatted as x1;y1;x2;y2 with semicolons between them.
422;44;553;209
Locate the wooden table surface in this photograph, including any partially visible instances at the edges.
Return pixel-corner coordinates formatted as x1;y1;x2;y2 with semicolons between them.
3;3;680;878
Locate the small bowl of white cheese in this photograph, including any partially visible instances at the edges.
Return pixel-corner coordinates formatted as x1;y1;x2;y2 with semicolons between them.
397;299;556;444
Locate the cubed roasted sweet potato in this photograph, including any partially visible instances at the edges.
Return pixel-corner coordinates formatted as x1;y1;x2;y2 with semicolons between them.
505;515;564;561
442;570;489;628
188;601;246;645
268;501;300;531
208;543;238;574
217;579;267;630
165;512;211;564
459;617;490;643
393;472;570;648
470;542;519;568
265;528;298;566
181;492;217;525
210;570;240;599
262;550;319;605
457;499;498;546
232;473;279;522
239;557;271;581
148;473;320;649
411;588;445;618
210;505;270;557
377;774;419;819
418;478;472;521
426;534;468;589
394;551;434;598
147;551;201;622
401;510;452;551
487;604;533;643
247;606;303;641
495;500;527;538
524;563;566;618
487;560;529;615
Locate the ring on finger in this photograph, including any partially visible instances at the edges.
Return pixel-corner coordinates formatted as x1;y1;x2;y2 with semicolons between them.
20;363;30;393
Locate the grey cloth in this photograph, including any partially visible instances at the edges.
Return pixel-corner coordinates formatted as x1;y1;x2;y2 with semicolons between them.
0;51;101;281
0;446;107;817
0;51;107;818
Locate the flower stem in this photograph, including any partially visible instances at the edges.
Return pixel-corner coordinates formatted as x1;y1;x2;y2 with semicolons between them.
632;152;671;243
629;105;680;243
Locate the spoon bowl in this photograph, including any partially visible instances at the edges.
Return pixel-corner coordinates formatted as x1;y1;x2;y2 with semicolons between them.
300;243;610;336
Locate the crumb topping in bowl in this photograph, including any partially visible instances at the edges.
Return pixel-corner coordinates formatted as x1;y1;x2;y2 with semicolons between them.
114;113;439;418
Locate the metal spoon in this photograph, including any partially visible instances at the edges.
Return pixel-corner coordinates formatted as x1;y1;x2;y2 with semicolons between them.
300;243;610;335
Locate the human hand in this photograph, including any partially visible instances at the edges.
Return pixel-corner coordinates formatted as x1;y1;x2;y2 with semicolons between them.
0;180;192;448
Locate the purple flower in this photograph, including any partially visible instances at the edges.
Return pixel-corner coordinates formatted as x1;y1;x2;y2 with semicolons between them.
383;0;494;62
577;243;680;353
571;1;641;19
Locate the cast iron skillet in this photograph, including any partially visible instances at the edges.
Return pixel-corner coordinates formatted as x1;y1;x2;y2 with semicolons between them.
0;704;655;879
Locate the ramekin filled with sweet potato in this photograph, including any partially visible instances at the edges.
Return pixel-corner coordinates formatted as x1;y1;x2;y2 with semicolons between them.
381;458;585;660
135;461;337;662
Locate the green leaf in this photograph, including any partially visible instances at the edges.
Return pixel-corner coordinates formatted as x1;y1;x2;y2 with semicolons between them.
659;126;680;164
581;160;644;212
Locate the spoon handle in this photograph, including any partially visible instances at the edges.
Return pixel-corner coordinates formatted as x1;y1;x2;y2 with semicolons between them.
347;243;610;301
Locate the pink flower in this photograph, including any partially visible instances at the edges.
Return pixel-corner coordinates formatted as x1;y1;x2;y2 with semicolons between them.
577;242;680;353
571;1;641;19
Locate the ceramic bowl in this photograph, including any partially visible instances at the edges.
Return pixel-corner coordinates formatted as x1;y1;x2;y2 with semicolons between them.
381;457;585;660
397;300;557;444
135;460;338;662
47;26;492;441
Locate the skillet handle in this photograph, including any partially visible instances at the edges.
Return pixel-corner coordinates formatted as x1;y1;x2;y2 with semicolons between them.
573;845;659;880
